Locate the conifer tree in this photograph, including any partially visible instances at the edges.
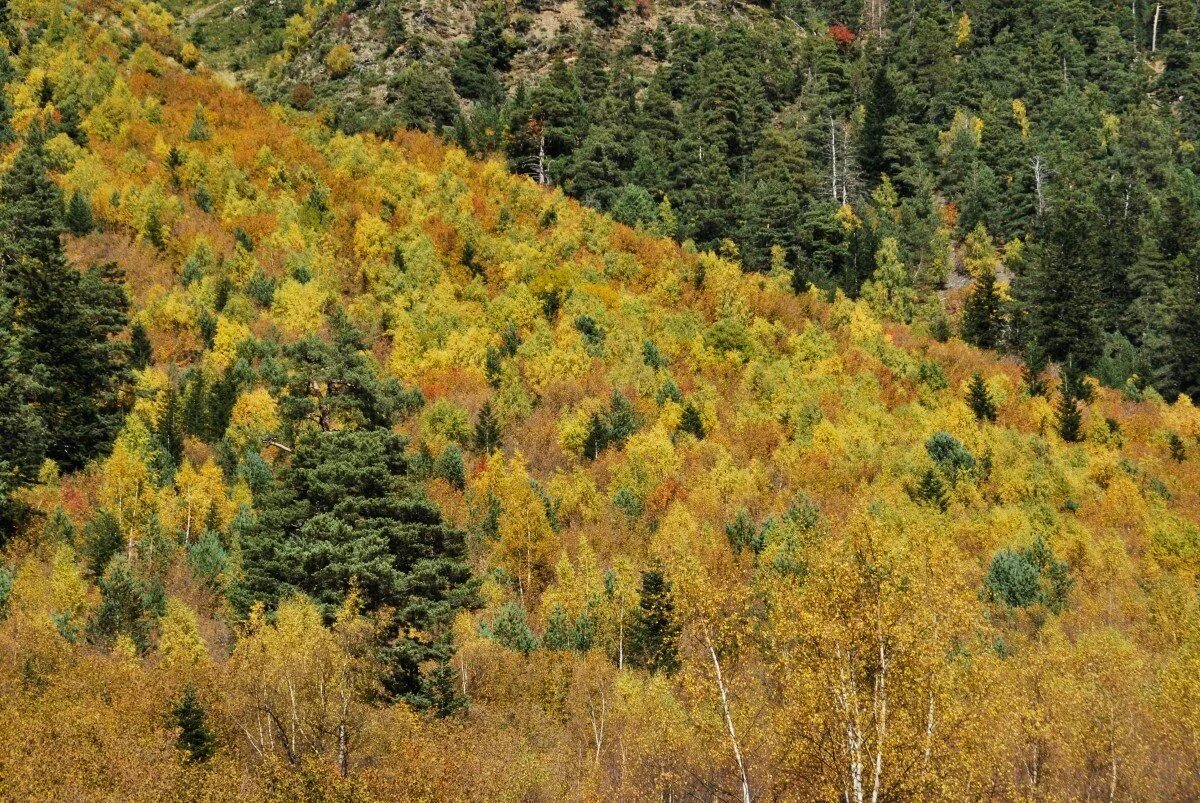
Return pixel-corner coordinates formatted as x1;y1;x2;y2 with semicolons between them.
187;104;211;141
915;468;948;512
237;428;480;702
0;91;15;146
64;190;93;235
627;569;680;675
679;401;705;439
961;269;1005;350
129;322;152;370
171;686;215;762
87;556;152;652
967;372;998;422
1056;383;1084;443
473;400;501;454
0;299;44;535
0;128;131;470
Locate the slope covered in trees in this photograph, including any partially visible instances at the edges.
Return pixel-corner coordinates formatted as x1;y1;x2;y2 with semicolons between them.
2;0;1200;800
172;0;1200;401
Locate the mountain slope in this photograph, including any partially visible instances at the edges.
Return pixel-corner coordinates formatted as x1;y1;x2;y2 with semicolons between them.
1;1;1200;800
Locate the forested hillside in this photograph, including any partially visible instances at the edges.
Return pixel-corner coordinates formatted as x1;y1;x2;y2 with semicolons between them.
2;0;1200;800
173;0;1200;402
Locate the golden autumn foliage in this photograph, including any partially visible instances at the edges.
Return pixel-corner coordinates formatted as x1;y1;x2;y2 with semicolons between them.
0;1;1199;800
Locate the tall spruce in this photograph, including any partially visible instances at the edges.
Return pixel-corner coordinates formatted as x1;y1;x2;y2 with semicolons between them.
236;428;480;704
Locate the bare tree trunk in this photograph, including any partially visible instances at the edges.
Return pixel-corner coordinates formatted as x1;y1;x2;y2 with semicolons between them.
1032;156;1046;217
870;638;889;803
830;115;839;203
536;132;548;186
1152;3;1161;51
706;628;751;803
588;692;607;767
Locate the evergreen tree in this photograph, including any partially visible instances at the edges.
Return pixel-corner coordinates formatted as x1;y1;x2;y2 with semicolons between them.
87;556;153;652
487;600;538;655
915;468;948;512
64;190;94;235
0;130;131;471
0;299;45;535
582;0;624;28
237;428;480;702
960;269;1005;349
427;660;468;717
1056;383;1083;443
679;401;705;439
0;91;15;146
170;686;215;762
472;400;501;454
279;308;421;435
434;444;466;490
967;372;998;422
187;104;211;141
627;569;680;675
129;322;152;370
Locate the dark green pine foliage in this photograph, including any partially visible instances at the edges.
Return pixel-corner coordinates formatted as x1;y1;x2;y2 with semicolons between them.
87;556;153;652
983;535;1073;614
472;400;501;454
1056;382;1084;443
966;372;998;422
0;125;131;472
627;569;680;675
678;401;705;439
426;660;468;717
0;299;45;534
64;190;93;234
237;428;480;704
170;686;216;762
960;269;1005;350
486;600;538;655
915;468;948;512
583;391;641;460
1161;272;1200;401
0;90;15;145
80;511;123;580
1015;202;1104;369
129;322;152;370
278;308;421;435
434;444;466;491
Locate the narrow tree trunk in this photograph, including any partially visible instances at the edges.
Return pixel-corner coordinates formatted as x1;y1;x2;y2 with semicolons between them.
1151;3;1161;51
706;628;751;803
830;115;839;203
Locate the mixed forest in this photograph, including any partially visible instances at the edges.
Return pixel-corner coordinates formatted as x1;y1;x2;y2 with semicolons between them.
0;0;1199;800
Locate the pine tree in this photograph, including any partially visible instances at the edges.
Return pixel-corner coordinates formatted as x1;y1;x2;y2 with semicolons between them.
961;269;1005;350
679;401;706;439
1022;342;1049;398
967;372;998;422
627;569;680;675
237;428;480;701
434;444;466;490
280;308;421;435
129;322;152;370
187;104;211;141
473;400;501;454
171;686;215;762
487;601;538;655
0;91;15;146
427;660;468;717
64;191;93;235
0;130;131;471
915;468;948;512
87;556;152;652
1056;384;1084;443
0;299;45;535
